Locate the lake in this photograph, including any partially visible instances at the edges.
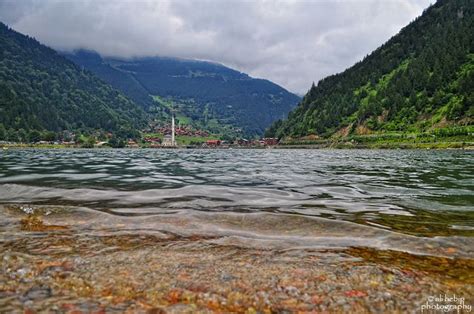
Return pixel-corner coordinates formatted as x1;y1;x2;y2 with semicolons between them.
0;149;473;312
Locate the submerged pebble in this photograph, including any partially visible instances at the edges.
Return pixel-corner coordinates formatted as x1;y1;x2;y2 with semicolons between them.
23;286;52;301
0;149;472;312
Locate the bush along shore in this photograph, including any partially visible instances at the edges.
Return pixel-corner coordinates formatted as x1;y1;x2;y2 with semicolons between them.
279;126;474;149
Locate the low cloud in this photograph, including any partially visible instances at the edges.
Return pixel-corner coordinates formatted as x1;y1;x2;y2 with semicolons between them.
0;0;432;94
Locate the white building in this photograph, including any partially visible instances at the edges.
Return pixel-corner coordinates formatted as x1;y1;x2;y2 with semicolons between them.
162;115;177;147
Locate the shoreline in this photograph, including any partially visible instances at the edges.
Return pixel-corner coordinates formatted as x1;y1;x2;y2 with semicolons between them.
277;142;474;150
1;141;474;150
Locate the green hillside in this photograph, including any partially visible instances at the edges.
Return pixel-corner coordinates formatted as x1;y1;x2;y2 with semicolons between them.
0;23;146;142
149;95;240;139
266;0;473;141
64;51;300;137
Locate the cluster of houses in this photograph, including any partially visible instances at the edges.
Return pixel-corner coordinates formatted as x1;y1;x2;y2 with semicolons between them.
143;137;162;147
141;137;279;148
235;138;279;146
203;138;279;148
141;117;282;148
148;125;209;137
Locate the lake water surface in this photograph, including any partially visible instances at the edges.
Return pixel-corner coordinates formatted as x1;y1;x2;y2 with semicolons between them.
0;149;473;312
0;148;472;256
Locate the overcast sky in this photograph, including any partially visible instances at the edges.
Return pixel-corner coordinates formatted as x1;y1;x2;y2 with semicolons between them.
0;0;433;94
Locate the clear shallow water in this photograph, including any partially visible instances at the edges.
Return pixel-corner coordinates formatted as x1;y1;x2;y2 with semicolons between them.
0;148;473;257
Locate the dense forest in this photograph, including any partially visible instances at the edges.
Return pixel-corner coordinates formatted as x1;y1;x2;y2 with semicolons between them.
65;51;300;136
0;22;145;142
266;0;473;139
63;50;155;110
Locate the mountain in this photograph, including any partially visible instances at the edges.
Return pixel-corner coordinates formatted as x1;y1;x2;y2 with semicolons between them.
64;51;300;137
63;50;155;110
266;0;473;139
0;22;145;141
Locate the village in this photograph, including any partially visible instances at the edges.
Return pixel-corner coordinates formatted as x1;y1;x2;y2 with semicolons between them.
141;136;279;148
0;117;280;149
138;115;279;148
0;131;279;149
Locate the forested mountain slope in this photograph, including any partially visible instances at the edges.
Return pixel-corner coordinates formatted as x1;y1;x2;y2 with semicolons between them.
63;50;155;110
0;23;145;140
65;51;300;136
266;0;473;139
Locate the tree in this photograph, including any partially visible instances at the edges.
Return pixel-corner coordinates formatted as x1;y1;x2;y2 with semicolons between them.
41;131;56;142
28;130;41;143
109;136;125;148
17;128;27;143
81;136;96;148
6;128;18;142
0;123;6;140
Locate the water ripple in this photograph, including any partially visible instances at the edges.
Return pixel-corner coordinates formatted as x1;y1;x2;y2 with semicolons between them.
0;148;473;253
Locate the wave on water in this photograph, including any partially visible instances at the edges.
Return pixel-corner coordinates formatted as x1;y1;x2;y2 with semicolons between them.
0;149;473;258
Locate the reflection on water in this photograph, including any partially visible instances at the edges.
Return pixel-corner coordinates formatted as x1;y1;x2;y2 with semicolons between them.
0;149;473;256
